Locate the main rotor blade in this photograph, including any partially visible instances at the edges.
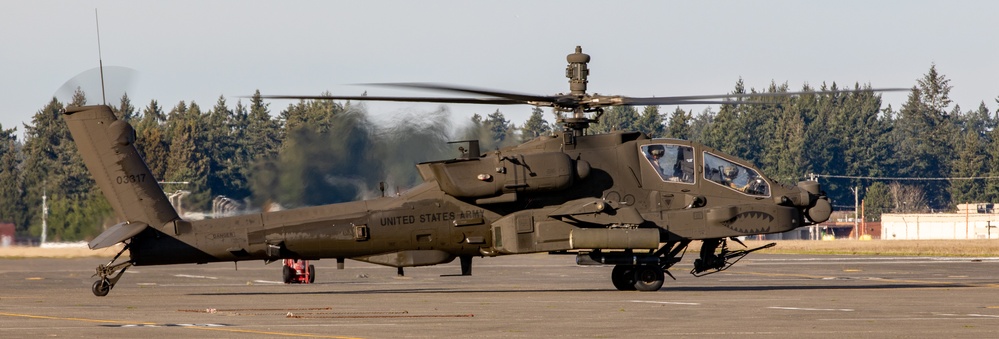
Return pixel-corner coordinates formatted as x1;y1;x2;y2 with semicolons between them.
623;87;910;105
619;98;749;106
619;98;808;106
257;94;527;105
368;82;557;103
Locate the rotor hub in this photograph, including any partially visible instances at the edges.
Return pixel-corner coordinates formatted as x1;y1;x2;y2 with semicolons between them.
566;46;590;96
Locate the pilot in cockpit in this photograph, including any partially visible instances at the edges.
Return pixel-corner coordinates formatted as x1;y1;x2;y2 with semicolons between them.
647;145;666;175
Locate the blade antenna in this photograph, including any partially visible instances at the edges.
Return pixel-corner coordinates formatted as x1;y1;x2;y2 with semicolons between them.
95;9;106;106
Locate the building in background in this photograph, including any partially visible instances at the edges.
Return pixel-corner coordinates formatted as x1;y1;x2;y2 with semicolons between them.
0;223;14;247
882;204;999;240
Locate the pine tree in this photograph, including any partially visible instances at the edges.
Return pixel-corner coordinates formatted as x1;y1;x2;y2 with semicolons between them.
245;91;283;206
986;98;999;201
893;65;956;210
764;96;806;185
0;124;24;228
803;83;852;203
687;107;714;143
485;109;514;148
636;105;665;138
112;92;136;121
665;107;692;140
590;105;638;135
20;89;110;240
520;107;551;143
950;127;987;204
165;102;211;211
246;90;281;164
205;96;248;200
863;182;892;222
701;79;746;156
135;100;170;179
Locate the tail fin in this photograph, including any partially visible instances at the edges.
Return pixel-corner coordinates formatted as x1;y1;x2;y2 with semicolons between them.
63;105;179;231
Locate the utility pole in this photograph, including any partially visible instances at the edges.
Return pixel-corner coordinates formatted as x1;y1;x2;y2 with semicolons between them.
850;186;859;240
41;185;48;245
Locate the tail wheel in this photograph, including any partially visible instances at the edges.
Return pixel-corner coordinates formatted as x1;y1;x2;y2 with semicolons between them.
308;265;316;284
92;279;111;297
283;265;294;284
633;265;665;291
611;265;636;291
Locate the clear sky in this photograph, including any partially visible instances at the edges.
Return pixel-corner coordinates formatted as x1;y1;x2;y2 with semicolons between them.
2;1;997;139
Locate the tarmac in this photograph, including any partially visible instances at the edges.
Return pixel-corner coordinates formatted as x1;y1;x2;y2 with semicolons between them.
2;252;999;338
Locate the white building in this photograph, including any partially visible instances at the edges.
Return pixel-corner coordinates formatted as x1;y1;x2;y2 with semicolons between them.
881;204;999;240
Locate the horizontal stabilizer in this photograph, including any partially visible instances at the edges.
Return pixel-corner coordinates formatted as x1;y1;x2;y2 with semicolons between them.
89;222;148;250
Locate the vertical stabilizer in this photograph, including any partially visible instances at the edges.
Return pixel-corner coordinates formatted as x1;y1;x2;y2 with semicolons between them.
63;105;179;228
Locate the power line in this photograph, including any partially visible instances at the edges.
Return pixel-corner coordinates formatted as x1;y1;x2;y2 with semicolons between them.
812;174;999;181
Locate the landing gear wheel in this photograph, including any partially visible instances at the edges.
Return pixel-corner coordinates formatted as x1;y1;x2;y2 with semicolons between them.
633;265;665;291
283;266;294;284
308;265;316;284
611;265;636;291
92;279;111;297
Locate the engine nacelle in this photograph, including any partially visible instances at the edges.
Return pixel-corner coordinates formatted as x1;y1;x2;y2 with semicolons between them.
423;151;589;199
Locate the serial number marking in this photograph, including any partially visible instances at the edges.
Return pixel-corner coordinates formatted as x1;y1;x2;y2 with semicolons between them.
115;174;146;184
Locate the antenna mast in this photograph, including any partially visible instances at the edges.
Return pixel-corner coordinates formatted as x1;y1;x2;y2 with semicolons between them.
95;9;107;106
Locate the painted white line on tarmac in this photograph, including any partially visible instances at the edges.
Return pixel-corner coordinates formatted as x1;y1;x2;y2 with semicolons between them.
749;257;999;264
769;306;853;312
936;313;999;318
173;274;218;280
630;300;701;305
252;280;285;284
821;316;999;321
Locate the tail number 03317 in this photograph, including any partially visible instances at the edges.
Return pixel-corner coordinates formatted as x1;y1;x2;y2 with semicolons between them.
116;174;146;184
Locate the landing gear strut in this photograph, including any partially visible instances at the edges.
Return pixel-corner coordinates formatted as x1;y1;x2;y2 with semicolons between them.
691;238;775;277
91;243;133;297
603;238;775;291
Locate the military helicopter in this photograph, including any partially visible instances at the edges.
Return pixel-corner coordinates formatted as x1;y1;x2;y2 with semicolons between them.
68;46;851;296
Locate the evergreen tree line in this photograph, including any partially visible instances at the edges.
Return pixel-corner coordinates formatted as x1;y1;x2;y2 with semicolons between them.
0;65;995;241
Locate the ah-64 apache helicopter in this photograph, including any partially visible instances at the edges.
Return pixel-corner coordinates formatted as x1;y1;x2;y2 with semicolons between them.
69;46;854;296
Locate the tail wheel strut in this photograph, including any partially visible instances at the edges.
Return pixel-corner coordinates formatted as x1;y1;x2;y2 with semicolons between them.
91;243;133;297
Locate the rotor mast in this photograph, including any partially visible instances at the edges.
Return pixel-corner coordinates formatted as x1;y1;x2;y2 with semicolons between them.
560;46;598;136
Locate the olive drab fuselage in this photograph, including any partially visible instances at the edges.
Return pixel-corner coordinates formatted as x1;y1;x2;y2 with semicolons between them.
69;47;837;296
68;104;830;269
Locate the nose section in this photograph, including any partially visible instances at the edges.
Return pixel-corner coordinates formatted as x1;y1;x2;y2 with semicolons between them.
794;181;832;223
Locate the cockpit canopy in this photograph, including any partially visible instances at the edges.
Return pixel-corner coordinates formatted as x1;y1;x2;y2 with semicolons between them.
640;142;770;197
702;152;770;196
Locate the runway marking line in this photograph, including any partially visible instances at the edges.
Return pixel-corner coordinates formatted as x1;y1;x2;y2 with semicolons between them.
730;271;999;288
173;274;218;280
0;312;362;339
629;300;701;306
0;312;158;325
769;307;854;312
